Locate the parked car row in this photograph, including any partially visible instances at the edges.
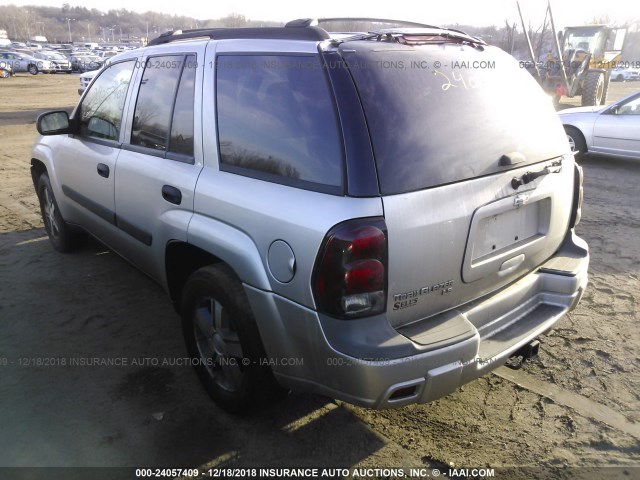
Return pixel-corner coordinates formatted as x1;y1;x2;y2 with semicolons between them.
0;49;107;74
0;42;137;75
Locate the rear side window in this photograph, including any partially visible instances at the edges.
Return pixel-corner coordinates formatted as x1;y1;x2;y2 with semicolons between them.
170;55;197;155
131;55;196;158
79;60;135;141
216;55;343;192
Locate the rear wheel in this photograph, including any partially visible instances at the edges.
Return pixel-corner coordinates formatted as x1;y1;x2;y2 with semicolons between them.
564;126;587;160
581;71;604;106
181;264;286;413
37;173;84;252
28;64;38;75
0;69;9;78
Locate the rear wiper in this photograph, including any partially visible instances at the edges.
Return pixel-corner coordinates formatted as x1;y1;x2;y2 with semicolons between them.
511;159;562;190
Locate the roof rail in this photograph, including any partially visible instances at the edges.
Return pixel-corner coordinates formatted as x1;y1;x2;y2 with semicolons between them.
147;26;330;46
285;18;441;30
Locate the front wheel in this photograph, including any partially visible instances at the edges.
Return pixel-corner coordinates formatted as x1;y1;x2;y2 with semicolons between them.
181;264;286;413
564;126;587;160
37;173;84;252
28;64;38;75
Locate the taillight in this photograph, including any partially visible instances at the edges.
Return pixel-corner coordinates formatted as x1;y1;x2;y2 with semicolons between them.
569;162;584;228
313;218;387;319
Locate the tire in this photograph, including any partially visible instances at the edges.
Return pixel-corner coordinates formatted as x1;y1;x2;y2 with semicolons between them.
181;264;286;413
615;74;624;82
564;126;587;160
28;64;38;75
37;173;84;253
581;71;604;106
0;69;9;78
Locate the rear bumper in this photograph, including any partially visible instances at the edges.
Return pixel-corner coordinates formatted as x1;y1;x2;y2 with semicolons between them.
246;231;588;409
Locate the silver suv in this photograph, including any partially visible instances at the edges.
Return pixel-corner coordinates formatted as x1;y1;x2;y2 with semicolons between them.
32;19;589;412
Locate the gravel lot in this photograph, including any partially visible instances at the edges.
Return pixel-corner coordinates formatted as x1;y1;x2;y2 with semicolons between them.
0;73;638;479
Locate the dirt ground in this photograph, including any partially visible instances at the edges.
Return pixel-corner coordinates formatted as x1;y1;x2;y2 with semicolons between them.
0;73;639;479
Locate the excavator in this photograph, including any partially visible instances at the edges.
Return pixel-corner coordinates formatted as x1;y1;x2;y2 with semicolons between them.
518;1;626;106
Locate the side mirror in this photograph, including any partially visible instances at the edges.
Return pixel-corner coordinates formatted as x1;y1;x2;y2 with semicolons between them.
36;110;72;135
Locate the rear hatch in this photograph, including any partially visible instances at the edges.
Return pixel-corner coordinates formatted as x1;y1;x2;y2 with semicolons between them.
339;39;574;328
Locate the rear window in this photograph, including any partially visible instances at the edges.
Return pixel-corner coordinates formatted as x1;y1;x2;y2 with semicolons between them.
340;42;568;194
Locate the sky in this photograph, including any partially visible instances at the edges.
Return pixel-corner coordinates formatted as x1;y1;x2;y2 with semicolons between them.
2;0;638;28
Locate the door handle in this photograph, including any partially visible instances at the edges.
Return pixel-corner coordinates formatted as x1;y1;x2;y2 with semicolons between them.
162;185;182;205
97;163;110;178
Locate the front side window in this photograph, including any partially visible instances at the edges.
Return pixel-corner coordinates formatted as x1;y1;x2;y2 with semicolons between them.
130;55;196;157
216;55;343;190
79;60;135;141
616;95;640;115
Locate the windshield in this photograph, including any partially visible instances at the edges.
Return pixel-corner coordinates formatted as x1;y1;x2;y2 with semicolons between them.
340;41;568;194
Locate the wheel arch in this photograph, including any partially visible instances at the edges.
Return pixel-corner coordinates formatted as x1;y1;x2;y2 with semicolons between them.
165;241;222;313
30;158;48;190
563;124;588;155
165;216;272;314
31;152;78;224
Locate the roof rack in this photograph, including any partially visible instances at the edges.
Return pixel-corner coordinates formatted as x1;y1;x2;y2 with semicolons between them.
147;26;329;46
146;18;483;48
285;18;441;29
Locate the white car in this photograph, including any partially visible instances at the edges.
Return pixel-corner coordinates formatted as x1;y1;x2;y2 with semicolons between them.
612;66;640;82
560;91;640;160
78;69;98;95
33;51;72;73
